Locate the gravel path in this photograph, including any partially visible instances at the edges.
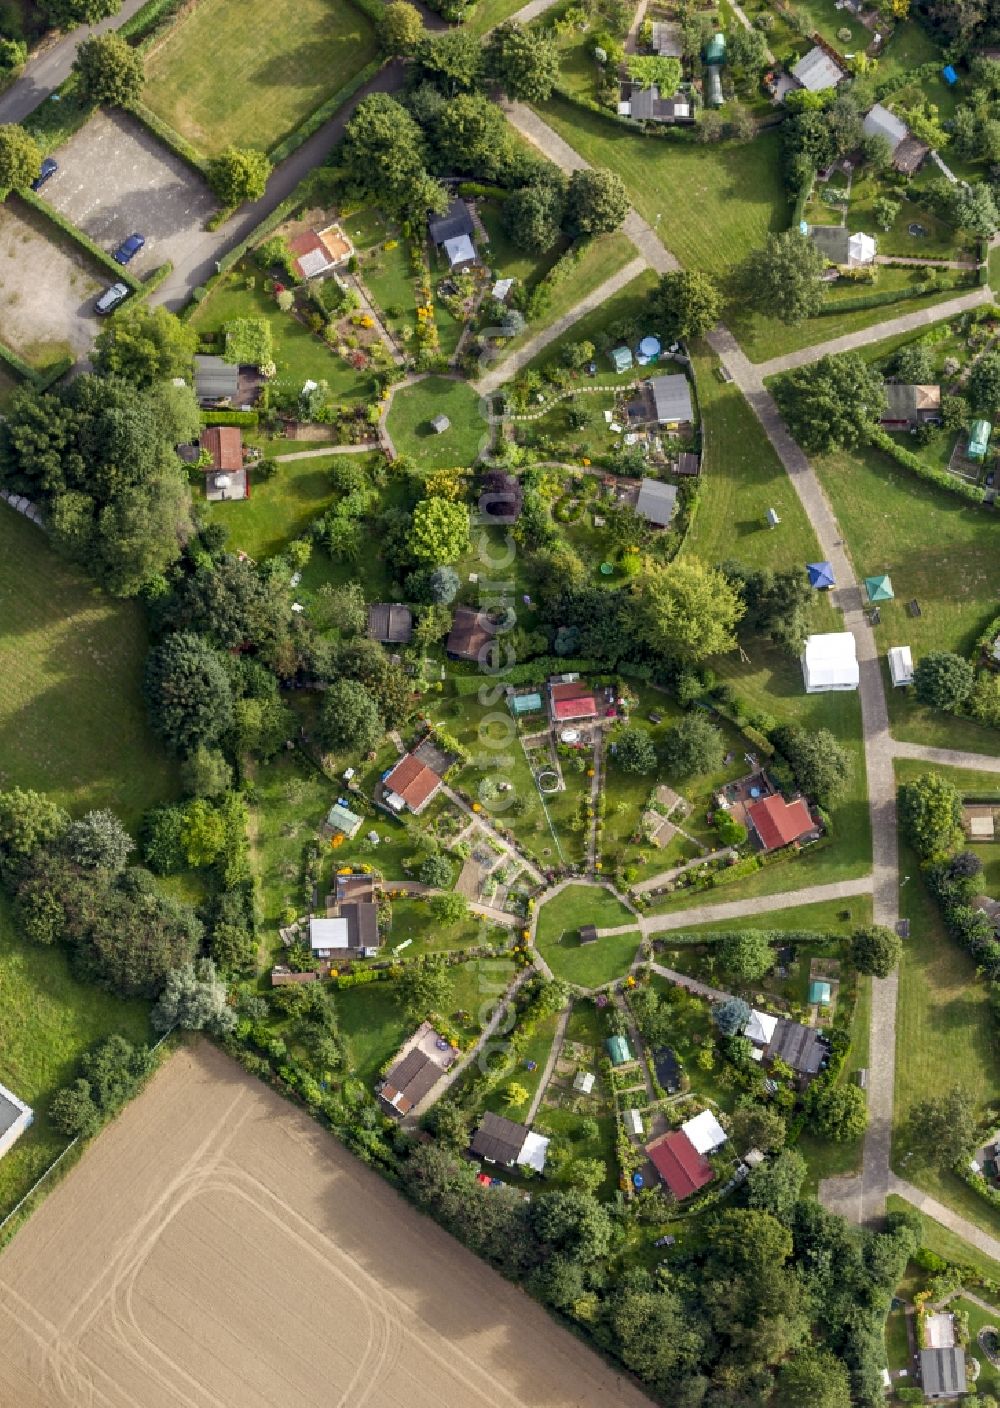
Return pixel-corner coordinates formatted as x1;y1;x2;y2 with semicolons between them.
636;875;874;936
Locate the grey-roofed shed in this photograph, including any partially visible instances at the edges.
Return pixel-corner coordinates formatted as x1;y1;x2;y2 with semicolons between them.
635;477;678;527
650;373;693;425
428;198;475;246
194;355;239;402
863;102;908;151
919;1347;967;1399
791;44;844;92
766;1017;825;1075
470;1111;529;1166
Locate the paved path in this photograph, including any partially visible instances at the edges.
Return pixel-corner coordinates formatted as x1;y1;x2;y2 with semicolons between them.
751;287;994;378
475;256;647;395
648;962;734;1004
274;444;377;461
635;875;874;935
630;847;735;895
892;741;1000;775
525;1002;572;1124
876;255;978;271
890;1174;1000;1264
0;0;149;124
468;901;520;927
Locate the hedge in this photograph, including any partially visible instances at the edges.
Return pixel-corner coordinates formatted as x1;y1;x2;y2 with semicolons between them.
201;409;259;426
457;181;510;201
132;259;175;304
868;427;984;505
818;279;964;316
0;337;38;384
129;100;209;179
18;191;143;290
790;168;816;231
664;928;828;946
119;0;187;44
35;355;74;391
268;58;383;164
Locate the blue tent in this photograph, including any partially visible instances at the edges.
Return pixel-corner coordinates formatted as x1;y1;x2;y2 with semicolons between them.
807;561;835;590
942;64;957;85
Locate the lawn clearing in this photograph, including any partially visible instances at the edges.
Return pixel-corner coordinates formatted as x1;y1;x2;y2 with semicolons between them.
142;0;377;156
886;1194;1000;1283
678;895;873;936
386;376;489;471
533;100;786;278
483;1009;562;1119
535;883;640;987
519;267;660;381
0;896;150;1221
0;505;176;833
335;980;411;1089
811;440;1000;752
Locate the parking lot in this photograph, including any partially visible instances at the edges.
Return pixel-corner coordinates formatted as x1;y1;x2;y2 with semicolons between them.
0;198;103;368
44;110;218;277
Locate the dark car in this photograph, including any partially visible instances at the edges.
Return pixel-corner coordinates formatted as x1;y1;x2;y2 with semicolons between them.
113;233;145;265
31;158;58;192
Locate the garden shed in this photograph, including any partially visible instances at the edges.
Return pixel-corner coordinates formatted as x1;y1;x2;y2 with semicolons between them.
888;646;914;687
969;419;992;460
745;1009;778;1047
682;1108;727;1154
650;373;693;427
635;477;678;528
791;44;845;92
645;1129;713;1199
705;65;723;107
367;603;413;645
573;1070;595;1094
919;1346;967;1400
579;924;599;945
430;414;450;434
801;633;859;693
325;800;363;840
809;979;832;1006
610;345;633;373
509;690;543;717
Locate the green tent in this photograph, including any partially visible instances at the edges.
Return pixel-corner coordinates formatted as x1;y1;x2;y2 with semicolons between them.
610;345;633;374
704;30;725;64
510;691;542;716
969;419;992;461
809;979;832;1005
864;574;894;603
606;1035;632;1065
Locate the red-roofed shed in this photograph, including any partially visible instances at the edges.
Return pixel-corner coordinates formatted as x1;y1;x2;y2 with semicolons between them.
383;753;442;815
549;681;598;722
645;1129;713;1200
201;425;243;472
747;795;818;853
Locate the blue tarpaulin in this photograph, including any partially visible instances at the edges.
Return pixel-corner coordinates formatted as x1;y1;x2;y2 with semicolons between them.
807;561;835;590
942;65;957;85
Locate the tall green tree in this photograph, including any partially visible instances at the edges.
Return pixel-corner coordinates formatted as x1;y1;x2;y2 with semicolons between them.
718;930;773;981
376;0;423;55
318;678;384;755
774;1348;852;1408
338;93;444;214
413;29;482;94
486;22;559;102
773;352;887;453
73;32;144;106
144;632;234;756
914;650;975;712
635;557;744;662
737;229;825;325
810;1083;868;1142
651;269;721;341
899;770;963;860
42;0;120;25
94;306;198;387
432;94;515;183
563;168;629;238
661;712;725;779
0;123;41;195
206;146;271;205
772;724;851;805
501;174;566;253
850;924;902;977
902;1083;977;1165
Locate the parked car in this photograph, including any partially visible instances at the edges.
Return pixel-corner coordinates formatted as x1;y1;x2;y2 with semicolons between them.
113;233;145;265
95;282;130;315
31;158;58;192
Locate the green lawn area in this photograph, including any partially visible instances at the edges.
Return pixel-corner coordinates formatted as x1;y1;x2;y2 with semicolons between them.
385;376;488;471
535;1102;618;1199
189;271;371;406
0;505;176;834
519;268;660;381
887;1194;1000;1284
387;896;504;956
465;0;532;35
205;453;381;560
478;200;561;290
811;440;1000;752
533;100;787;279
680;895;873;936
535;883;641;987
0;897;151;1220
335;980;411;1090
143;0;377;156
483;1008;562;1118
956;1296;1000;1396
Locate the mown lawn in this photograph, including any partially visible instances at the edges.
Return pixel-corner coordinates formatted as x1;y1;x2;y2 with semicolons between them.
0;897;151;1220
956;1297;1000;1396
143;0;377;156
679;895;873;936
886;1193;1000;1283
0;505;176;834
189;272;371;405
533;100;787;278
519;267;660;381
483;1009;562;1118
811;440;1000;752
335;981;410;1090
535;883;641;986
386;376;489;471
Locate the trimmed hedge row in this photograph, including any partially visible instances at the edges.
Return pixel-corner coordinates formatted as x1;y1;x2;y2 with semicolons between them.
867;427;984;505
818;279;965;316
129;100;209;179
268;57;383;165
35;355;74;391
19;191;143;290
0;337;38;384
120;0;188;46
132;259;175;304
201;408;259;426
666;928;828;946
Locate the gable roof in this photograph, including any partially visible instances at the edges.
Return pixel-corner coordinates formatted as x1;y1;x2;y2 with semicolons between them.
646;1129;713;1199
446;606;494;662
745;1009;778;1046
367;603;413;644
287;229;338;280
748;795;816;851
649;373;693;424
635;477;678;527
379;1046;444;1115
792;44;844;92
883;383;941;421
767;1017;825;1075
919;1347;967;1397
341;900;380;950
428;198;474;246
200;425;242;472
470;1111;529;1165
194;354;239;400
384;753;442;811
863;102;908;151
551;680;598;720
682;1108;727;1154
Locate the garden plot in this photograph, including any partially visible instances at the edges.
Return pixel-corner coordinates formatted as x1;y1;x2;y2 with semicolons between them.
44;110;217;277
0;197;102;370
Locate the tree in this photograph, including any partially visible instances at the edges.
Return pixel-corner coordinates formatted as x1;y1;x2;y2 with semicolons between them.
773;352;886;453
747;1148;807;1223
408;496;470;565
178;798;226;868
661;712;725;781
501;176;566;254
635;557;744;663
731;1104;786;1154
430;891;468;923
775;1348;852;1408
651;270;721;342
210;921;257;978
723;561;812;654
504;1082;529;1109
530;1187;613;1262
0;124;40;195
718;930;773;981
737;230;825;325
563;168;629;238
144;632;234;757
377;0;423;54
969;351;1000;414
914;650;975;714
73;32;144;106
486;22;559;102
432;94;516;183
319;678;384;755
566;1157;607;1194
899;771;963;861
63;809;134;872
413;29;482;95
151;958;236;1036
850;924;902;977
614;726;657;775
873;194;901;231
50;1078;100;1138
420;853;454;888
180;745;232;798
772;724;851;805
206;146;271;206
399;955;450;1020
903;1084;977;1165
948;181;1000;238
42;0;120;24
713;996;751;1036
429;565;460;604
0;787;68;871
94;306;198;388
811;1083;868;1142
338;94;443;215
727;24;769;83
892;341;935;384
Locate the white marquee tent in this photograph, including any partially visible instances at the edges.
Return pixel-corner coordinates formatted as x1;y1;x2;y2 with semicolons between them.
888;645;914;687
801;633;860;693
682;1108;728;1155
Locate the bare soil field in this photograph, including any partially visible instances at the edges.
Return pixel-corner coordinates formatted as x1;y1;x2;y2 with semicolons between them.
0;197;101;369
0;1041;654;1408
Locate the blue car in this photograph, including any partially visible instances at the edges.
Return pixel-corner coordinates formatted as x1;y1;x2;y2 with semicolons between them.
113;233;145;265
31;158;58;192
